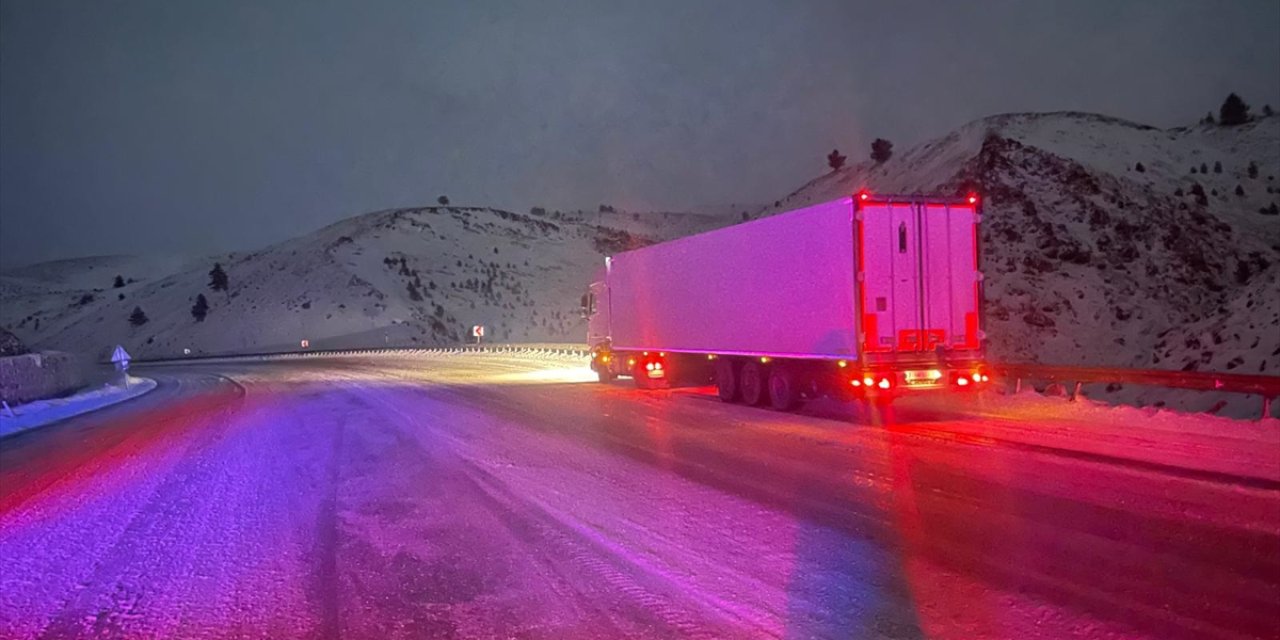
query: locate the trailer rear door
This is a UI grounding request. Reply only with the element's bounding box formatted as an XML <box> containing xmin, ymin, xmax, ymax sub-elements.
<box><xmin>857</xmin><ymin>198</ymin><xmax>981</xmax><ymax>356</ymax></box>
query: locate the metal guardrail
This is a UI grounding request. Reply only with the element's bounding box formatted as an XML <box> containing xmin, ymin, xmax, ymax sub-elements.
<box><xmin>992</xmin><ymin>363</ymin><xmax>1280</xmax><ymax>419</ymax></box>
<box><xmin>131</xmin><ymin>344</ymin><xmax>591</xmax><ymax>365</ymax></box>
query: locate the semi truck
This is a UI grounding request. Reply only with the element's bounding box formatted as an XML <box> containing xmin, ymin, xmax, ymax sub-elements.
<box><xmin>581</xmin><ymin>192</ymin><xmax>988</xmax><ymax>410</ymax></box>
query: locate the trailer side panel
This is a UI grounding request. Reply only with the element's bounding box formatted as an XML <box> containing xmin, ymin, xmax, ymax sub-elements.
<box><xmin>608</xmin><ymin>198</ymin><xmax>857</xmax><ymax>358</ymax></box>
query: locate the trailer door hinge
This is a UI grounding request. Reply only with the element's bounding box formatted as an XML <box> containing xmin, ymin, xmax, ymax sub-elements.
<box><xmin>857</xmin><ymin>271</ymin><xmax>866</xmax><ymax>282</ymax></box>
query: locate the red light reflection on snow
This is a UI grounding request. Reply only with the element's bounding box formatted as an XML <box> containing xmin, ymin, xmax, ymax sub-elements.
<box><xmin>0</xmin><ymin>392</ymin><xmax>239</xmax><ymax>528</ymax></box>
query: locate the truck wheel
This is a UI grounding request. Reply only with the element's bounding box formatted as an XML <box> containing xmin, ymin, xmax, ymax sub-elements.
<box><xmin>739</xmin><ymin>362</ymin><xmax>765</xmax><ymax>406</ymax></box>
<box><xmin>715</xmin><ymin>358</ymin><xmax>738</xmax><ymax>402</ymax></box>
<box><xmin>767</xmin><ymin>365</ymin><xmax>800</xmax><ymax>411</ymax></box>
<box><xmin>597</xmin><ymin>368</ymin><xmax>615</xmax><ymax>383</ymax></box>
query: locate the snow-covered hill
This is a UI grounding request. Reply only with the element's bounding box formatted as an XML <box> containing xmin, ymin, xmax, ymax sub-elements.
<box><xmin>761</xmin><ymin>111</ymin><xmax>1279</xmax><ymax>414</ymax></box>
<box><xmin>3</xmin><ymin>110</ymin><xmax>1276</xmax><ymax>415</ymax></box>
<box><xmin>1</xmin><ymin>207</ymin><xmax>727</xmax><ymax>359</ymax></box>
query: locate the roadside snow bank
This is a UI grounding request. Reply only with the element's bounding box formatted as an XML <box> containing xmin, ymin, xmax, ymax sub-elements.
<box><xmin>0</xmin><ymin>375</ymin><xmax>156</xmax><ymax>438</ymax></box>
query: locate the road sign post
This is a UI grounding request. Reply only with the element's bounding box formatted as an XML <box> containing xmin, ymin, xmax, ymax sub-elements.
<box><xmin>471</xmin><ymin>325</ymin><xmax>485</xmax><ymax>345</ymax></box>
<box><xmin>110</xmin><ymin>345</ymin><xmax>132</xmax><ymax>389</ymax></box>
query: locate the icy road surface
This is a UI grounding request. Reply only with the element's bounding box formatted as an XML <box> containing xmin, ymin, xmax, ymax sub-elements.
<box><xmin>0</xmin><ymin>352</ymin><xmax>1276</xmax><ymax>640</ymax></box>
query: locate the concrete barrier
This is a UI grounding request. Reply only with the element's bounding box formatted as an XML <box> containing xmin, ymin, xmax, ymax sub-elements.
<box><xmin>0</xmin><ymin>351</ymin><xmax>84</xmax><ymax>406</ymax></box>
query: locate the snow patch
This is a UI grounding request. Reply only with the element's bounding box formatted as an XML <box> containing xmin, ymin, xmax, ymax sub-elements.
<box><xmin>0</xmin><ymin>376</ymin><xmax>156</xmax><ymax>438</ymax></box>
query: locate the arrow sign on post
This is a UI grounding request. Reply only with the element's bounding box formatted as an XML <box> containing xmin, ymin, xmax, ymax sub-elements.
<box><xmin>111</xmin><ymin>345</ymin><xmax>131</xmax><ymax>370</ymax></box>
<box><xmin>111</xmin><ymin>345</ymin><xmax>132</xmax><ymax>388</ymax></box>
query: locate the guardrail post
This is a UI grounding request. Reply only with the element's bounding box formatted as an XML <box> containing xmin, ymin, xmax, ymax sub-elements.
<box><xmin>1014</xmin><ymin>377</ymin><xmax>1022</xmax><ymax>394</ymax></box>
<box><xmin>1264</xmin><ymin>396</ymin><xmax>1273</xmax><ymax>420</ymax></box>
<box><xmin>1069</xmin><ymin>381</ymin><xmax>1082</xmax><ymax>402</ymax></box>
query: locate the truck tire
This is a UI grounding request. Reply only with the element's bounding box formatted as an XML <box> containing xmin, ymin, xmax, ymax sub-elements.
<box><xmin>767</xmin><ymin>365</ymin><xmax>800</xmax><ymax>411</ymax></box>
<box><xmin>597</xmin><ymin>367</ymin><xmax>615</xmax><ymax>383</ymax></box>
<box><xmin>739</xmin><ymin>361</ymin><xmax>765</xmax><ymax>406</ymax></box>
<box><xmin>715</xmin><ymin>359</ymin><xmax>738</xmax><ymax>402</ymax></box>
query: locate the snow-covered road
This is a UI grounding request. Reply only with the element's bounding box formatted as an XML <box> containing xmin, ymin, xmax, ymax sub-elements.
<box><xmin>0</xmin><ymin>353</ymin><xmax>1276</xmax><ymax>639</ymax></box>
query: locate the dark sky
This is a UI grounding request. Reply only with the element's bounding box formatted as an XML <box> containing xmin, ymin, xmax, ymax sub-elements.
<box><xmin>2</xmin><ymin>0</ymin><xmax>1278</xmax><ymax>267</ymax></box>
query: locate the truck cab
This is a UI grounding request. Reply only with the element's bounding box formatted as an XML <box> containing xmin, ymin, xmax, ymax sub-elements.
<box><xmin>582</xmin><ymin>279</ymin><xmax>615</xmax><ymax>381</ymax></box>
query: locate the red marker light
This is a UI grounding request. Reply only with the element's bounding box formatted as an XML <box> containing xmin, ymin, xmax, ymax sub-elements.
<box><xmin>859</xmin><ymin>192</ymin><xmax>870</xmax><ymax>201</ymax></box>
<box><xmin>967</xmin><ymin>194</ymin><xmax>978</xmax><ymax>205</ymax></box>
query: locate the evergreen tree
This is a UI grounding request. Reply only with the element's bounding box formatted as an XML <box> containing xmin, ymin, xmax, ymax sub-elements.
<box><xmin>826</xmin><ymin>148</ymin><xmax>847</xmax><ymax>171</ymax></box>
<box><xmin>870</xmin><ymin>138</ymin><xmax>893</xmax><ymax>163</ymax></box>
<box><xmin>1189</xmin><ymin>183</ymin><xmax>1208</xmax><ymax>206</ymax></box>
<box><xmin>1134</xmin><ymin>162</ymin><xmax>1145</xmax><ymax>173</ymax></box>
<box><xmin>1248</xmin><ymin>161</ymin><xmax>1259</xmax><ymax>179</ymax></box>
<box><xmin>1235</xmin><ymin>184</ymin><xmax>1245</xmax><ymax>197</ymax></box>
<box><xmin>191</xmin><ymin>294</ymin><xmax>209</xmax><ymax>322</ymax></box>
<box><xmin>1202</xmin><ymin>111</ymin><xmax>1215</xmax><ymax>125</ymax></box>
<box><xmin>1200</xmin><ymin>162</ymin><xmax>1208</xmax><ymax>174</ymax></box>
<box><xmin>437</xmin><ymin>195</ymin><xmax>450</xmax><ymax>205</ymax></box>
<box><xmin>1213</xmin><ymin>161</ymin><xmax>1222</xmax><ymax>174</ymax></box>
<box><xmin>1219</xmin><ymin>93</ymin><xmax>1250</xmax><ymax>125</ymax></box>
<box><xmin>113</xmin><ymin>275</ymin><xmax>125</xmax><ymax>288</ymax></box>
<box><xmin>1264</xmin><ymin>105</ymin><xmax>1275</xmax><ymax>117</ymax></box>
<box><xmin>129</xmin><ymin>306</ymin><xmax>149</xmax><ymax>326</ymax></box>
<box><xmin>208</xmin><ymin>263</ymin><xmax>229</xmax><ymax>297</ymax></box>
<box><xmin>407</xmin><ymin>282</ymin><xmax>423</xmax><ymax>301</ymax></box>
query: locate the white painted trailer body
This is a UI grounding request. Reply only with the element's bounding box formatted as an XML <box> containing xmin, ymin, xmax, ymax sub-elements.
<box><xmin>606</xmin><ymin>198</ymin><xmax>860</xmax><ymax>357</ymax></box>
<box><xmin>590</xmin><ymin>195</ymin><xmax>984</xmax><ymax>364</ymax></box>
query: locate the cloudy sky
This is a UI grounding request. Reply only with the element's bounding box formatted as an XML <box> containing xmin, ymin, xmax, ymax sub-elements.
<box><xmin>2</xmin><ymin>0</ymin><xmax>1278</xmax><ymax>266</ymax></box>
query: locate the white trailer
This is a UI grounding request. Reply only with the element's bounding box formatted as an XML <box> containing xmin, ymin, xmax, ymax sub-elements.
<box><xmin>583</xmin><ymin>193</ymin><xmax>988</xmax><ymax>410</ymax></box>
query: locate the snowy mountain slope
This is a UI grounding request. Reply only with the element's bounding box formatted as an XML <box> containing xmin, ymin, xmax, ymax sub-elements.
<box><xmin>762</xmin><ymin>111</ymin><xmax>1279</xmax><ymax>414</ymax></box>
<box><xmin>3</xmin><ymin>110</ymin><xmax>1275</xmax><ymax>415</ymax></box>
<box><xmin>1</xmin><ymin>254</ymin><xmax>198</xmax><ymax>290</ymax></box>
<box><xmin>1</xmin><ymin>255</ymin><xmax>206</xmax><ymax>350</ymax></box>
<box><xmin>1</xmin><ymin>207</ymin><xmax>728</xmax><ymax>359</ymax></box>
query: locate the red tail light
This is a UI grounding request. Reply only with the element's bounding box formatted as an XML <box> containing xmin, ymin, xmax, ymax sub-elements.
<box><xmin>951</xmin><ymin>369</ymin><xmax>987</xmax><ymax>387</ymax></box>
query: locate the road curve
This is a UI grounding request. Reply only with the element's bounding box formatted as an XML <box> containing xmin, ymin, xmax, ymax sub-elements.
<box><xmin>1</xmin><ymin>353</ymin><xmax>1276</xmax><ymax>640</ymax></box>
